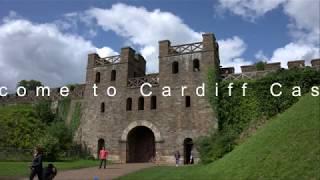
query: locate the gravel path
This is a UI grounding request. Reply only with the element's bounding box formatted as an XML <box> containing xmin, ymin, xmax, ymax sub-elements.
<box><xmin>53</xmin><ymin>163</ymin><xmax>155</xmax><ymax>180</ymax></box>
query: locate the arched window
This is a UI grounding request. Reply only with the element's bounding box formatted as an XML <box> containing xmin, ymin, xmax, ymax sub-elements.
<box><xmin>111</xmin><ymin>70</ymin><xmax>116</xmax><ymax>81</ymax></box>
<box><xmin>193</xmin><ymin>59</ymin><xmax>200</xmax><ymax>72</ymax></box>
<box><xmin>126</xmin><ymin>98</ymin><xmax>132</xmax><ymax>111</ymax></box>
<box><xmin>185</xmin><ymin>96</ymin><xmax>191</xmax><ymax>107</ymax></box>
<box><xmin>101</xmin><ymin>102</ymin><xmax>105</xmax><ymax>113</ymax></box>
<box><xmin>150</xmin><ymin>96</ymin><xmax>157</xmax><ymax>110</ymax></box>
<box><xmin>138</xmin><ymin>96</ymin><xmax>144</xmax><ymax>110</ymax></box>
<box><xmin>172</xmin><ymin>61</ymin><xmax>179</xmax><ymax>74</ymax></box>
<box><xmin>95</xmin><ymin>72</ymin><xmax>101</xmax><ymax>83</ymax></box>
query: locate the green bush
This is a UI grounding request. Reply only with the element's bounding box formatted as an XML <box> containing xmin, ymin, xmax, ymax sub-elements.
<box><xmin>0</xmin><ymin>105</ymin><xmax>45</xmax><ymax>149</ymax></box>
<box><xmin>40</xmin><ymin>121</ymin><xmax>73</xmax><ymax>161</ymax></box>
<box><xmin>38</xmin><ymin>133</ymin><xmax>60</xmax><ymax>160</ymax></box>
<box><xmin>0</xmin><ymin>98</ymin><xmax>80</xmax><ymax>161</ymax></box>
<box><xmin>199</xmin><ymin>68</ymin><xmax>320</xmax><ymax>163</ymax></box>
<box><xmin>34</xmin><ymin>100</ymin><xmax>55</xmax><ymax>124</ymax></box>
<box><xmin>255</xmin><ymin>61</ymin><xmax>266</xmax><ymax>71</ymax></box>
<box><xmin>198</xmin><ymin>128</ymin><xmax>237</xmax><ymax>164</ymax></box>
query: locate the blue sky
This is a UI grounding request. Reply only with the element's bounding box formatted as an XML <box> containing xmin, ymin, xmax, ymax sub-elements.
<box><xmin>0</xmin><ymin>0</ymin><xmax>319</xmax><ymax>90</ymax></box>
<box><xmin>0</xmin><ymin>0</ymin><xmax>290</xmax><ymax>59</ymax></box>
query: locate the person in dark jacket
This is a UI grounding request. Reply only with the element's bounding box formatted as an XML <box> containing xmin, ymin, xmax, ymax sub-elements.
<box><xmin>29</xmin><ymin>147</ymin><xmax>43</xmax><ymax>180</ymax></box>
<box><xmin>43</xmin><ymin>163</ymin><xmax>57</xmax><ymax>180</ymax></box>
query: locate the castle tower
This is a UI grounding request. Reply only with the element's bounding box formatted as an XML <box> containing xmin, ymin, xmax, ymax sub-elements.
<box><xmin>79</xmin><ymin>33</ymin><xmax>219</xmax><ymax>164</ymax></box>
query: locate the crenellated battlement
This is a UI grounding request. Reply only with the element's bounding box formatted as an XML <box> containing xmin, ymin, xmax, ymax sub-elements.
<box><xmin>159</xmin><ymin>33</ymin><xmax>219</xmax><ymax>60</ymax></box>
<box><xmin>221</xmin><ymin>58</ymin><xmax>320</xmax><ymax>80</ymax></box>
<box><xmin>86</xmin><ymin>33</ymin><xmax>219</xmax><ymax>89</ymax></box>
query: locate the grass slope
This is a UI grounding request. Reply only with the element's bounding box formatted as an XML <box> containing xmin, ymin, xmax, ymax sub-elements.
<box><xmin>118</xmin><ymin>95</ymin><xmax>320</xmax><ymax>180</ymax></box>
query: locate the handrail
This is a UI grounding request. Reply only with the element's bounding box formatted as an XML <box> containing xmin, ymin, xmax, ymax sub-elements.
<box><xmin>95</xmin><ymin>55</ymin><xmax>121</xmax><ymax>66</ymax></box>
<box><xmin>169</xmin><ymin>42</ymin><xmax>203</xmax><ymax>55</ymax></box>
<box><xmin>127</xmin><ymin>74</ymin><xmax>159</xmax><ymax>88</ymax></box>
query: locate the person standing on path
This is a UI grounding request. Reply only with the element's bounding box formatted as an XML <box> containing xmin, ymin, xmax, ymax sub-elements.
<box><xmin>29</xmin><ymin>147</ymin><xmax>43</xmax><ymax>180</ymax></box>
<box><xmin>190</xmin><ymin>152</ymin><xmax>194</xmax><ymax>164</ymax></box>
<box><xmin>174</xmin><ymin>151</ymin><xmax>180</xmax><ymax>167</ymax></box>
<box><xmin>99</xmin><ymin>147</ymin><xmax>108</xmax><ymax>169</ymax></box>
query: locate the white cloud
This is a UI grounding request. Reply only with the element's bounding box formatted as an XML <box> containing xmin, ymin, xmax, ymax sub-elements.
<box><xmin>218</xmin><ymin>0</ymin><xmax>320</xmax><ymax>68</ymax></box>
<box><xmin>218</xmin><ymin>36</ymin><xmax>246</xmax><ymax>61</ymax></box>
<box><xmin>85</xmin><ymin>3</ymin><xmax>202</xmax><ymax>72</ymax></box>
<box><xmin>85</xmin><ymin>3</ymin><xmax>252</xmax><ymax>73</ymax></box>
<box><xmin>54</xmin><ymin>11</ymin><xmax>98</xmax><ymax>38</ymax></box>
<box><xmin>255</xmin><ymin>50</ymin><xmax>268</xmax><ymax>61</ymax></box>
<box><xmin>269</xmin><ymin>43</ymin><xmax>320</xmax><ymax>67</ymax></box>
<box><xmin>283</xmin><ymin>0</ymin><xmax>320</xmax><ymax>44</ymax></box>
<box><xmin>216</xmin><ymin>0</ymin><xmax>286</xmax><ymax>20</ymax></box>
<box><xmin>217</xmin><ymin>0</ymin><xmax>319</xmax><ymax>42</ymax></box>
<box><xmin>0</xmin><ymin>6</ymin><xmax>251</xmax><ymax>91</ymax></box>
<box><xmin>218</xmin><ymin>36</ymin><xmax>251</xmax><ymax>72</ymax></box>
<box><xmin>0</xmin><ymin>16</ymin><xmax>115</xmax><ymax>91</ymax></box>
<box><xmin>96</xmin><ymin>47</ymin><xmax>118</xmax><ymax>58</ymax></box>
<box><xmin>270</xmin><ymin>0</ymin><xmax>320</xmax><ymax>67</ymax></box>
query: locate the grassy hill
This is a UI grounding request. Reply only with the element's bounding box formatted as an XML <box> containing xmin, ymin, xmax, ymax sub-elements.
<box><xmin>118</xmin><ymin>94</ymin><xmax>320</xmax><ymax>180</ymax></box>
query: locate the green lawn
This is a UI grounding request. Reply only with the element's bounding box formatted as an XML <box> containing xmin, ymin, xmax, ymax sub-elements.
<box><xmin>118</xmin><ymin>94</ymin><xmax>320</xmax><ymax>180</ymax></box>
<box><xmin>0</xmin><ymin>159</ymin><xmax>99</xmax><ymax>177</ymax></box>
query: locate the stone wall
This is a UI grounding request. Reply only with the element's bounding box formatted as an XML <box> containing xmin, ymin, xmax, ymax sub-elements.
<box><xmin>79</xmin><ymin>33</ymin><xmax>219</xmax><ymax>163</ymax></box>
<box><xmin>287</xmin><ymin>60</ymin><xmax>305</xmax><ymax>68</ymax></box>
<box><xmin>311</xmin><ymin>59</ymin><xmax>320</xmax><ymax>70</ymax></box>
<box><xmin>221</xmin><ymin>59</ymin><xmax>320</xmax><ymax>80</ymax></box>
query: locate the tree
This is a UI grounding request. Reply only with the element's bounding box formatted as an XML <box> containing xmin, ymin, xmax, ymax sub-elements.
<box><xmin>17</xmin><ymin>80</ymin><xmax>43</xmax><ymax>91</ymax></box>
<box><xmin>255</xmin><ymin>61</ymin><xmax>266</xmax><ymax>71</ymax></box>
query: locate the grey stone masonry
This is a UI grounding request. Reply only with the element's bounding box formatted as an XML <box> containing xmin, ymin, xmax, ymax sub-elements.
<box><xmin>78</xmin><ymin>33</ymin><xmax>219</xmax><ymax>164</ymax></box>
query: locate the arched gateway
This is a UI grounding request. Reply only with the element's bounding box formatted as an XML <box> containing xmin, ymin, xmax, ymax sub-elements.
<box><xmin>127</xmin><ymin>126</ymin><xmax>155</xmax><ymax>162</ymax></box>
<box><xmin>121</xmin><ymin>121</ymin><xmax>162</xmax><ymax>163</ymax></box>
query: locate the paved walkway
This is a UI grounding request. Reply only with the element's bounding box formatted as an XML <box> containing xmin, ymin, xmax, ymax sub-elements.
<box><xmin>54</xmin><ymin>163</ymin><xmax>155</xmax><ymax>180</ymax></box>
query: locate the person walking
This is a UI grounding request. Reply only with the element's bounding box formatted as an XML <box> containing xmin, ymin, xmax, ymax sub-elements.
<box><xmin>99</xmin><ymin>147</ymin><xmax>108</xmax><ymax>169</ymax></box>
<box><xmin>174</xmin><ymin>151</ymin><xmax>180</xmax><ymax>167</ymax></box>
<box><xmin>29</xmin><ymin>147</ymin><xmax>43</xmax><ymax>180</ymax></box>
<box><xmin>190</xmin><ymin>152</ymin><xmax>194</xmax><ymax>164</ymax></box>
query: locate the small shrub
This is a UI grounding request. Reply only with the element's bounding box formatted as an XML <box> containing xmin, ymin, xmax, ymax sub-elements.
<box><xmin>255</xmin><ymin>61</ymin><xmax>266</xmax><ymax>71</ymax></box>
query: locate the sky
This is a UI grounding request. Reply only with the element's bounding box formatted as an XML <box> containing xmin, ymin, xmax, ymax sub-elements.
<box><xmin>0</xmin><ymin>0</ymin><xmax>319</xmax><ymax>90</ymax></box>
